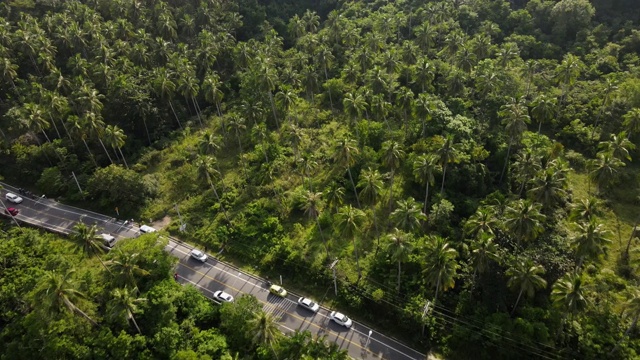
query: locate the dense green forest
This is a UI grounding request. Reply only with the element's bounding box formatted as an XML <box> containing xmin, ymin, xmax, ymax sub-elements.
<box><xmin>2</xmin><ymin>0</ymin><xmax>640</xmax><ymax>358</ymax></box>
<box><xmin>0</xmin><ymin>226</ymin><xmax>349</xmax><ymax>359</ymax></box>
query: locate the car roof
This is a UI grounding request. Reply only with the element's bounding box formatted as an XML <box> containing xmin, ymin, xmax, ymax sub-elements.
<box><xmin>191</xmin><ymin>249</ymin><xmax>203</xmax><ymax>255</ymax></box>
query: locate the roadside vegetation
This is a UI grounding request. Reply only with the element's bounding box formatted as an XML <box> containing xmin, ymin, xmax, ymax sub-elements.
<box><xmin>2</xmin><ymin>0</ymin><xmax>640</xmax><ymax>358</ymax></box>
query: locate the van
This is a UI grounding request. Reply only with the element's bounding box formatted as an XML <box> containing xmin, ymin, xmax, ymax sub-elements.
<box><xmin>139</xmin><ymin>225</ymin><xmax>157</xmax><ymax>234</ymax></box>
<box><xmin>100</xmin><ymin>233</ymin><xmax>116</xmax><ymax>248</ymax></box>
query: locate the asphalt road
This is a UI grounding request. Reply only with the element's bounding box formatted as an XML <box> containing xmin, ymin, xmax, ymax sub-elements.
<box><xmin>0</xmin><ymin>182</ymin><xmax>426</xmax><ymax>360</ymax></box>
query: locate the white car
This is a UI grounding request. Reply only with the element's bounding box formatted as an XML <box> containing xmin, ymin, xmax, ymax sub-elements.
<box><xmin>297</xmin><ymin>297</ymin><xmax>320</xmax><ymax>312</ymax></box>
<box><xmin>214</xmin><ymin>290</ymin><xmax>234</xmax><ymax>303</ymax></box>
<box><xmin>190</xmin><ymin>249</ymin><xmax>208</xmax><ymax>262</ymax></box>
<box><xmin>5</xmin><ymin>193</ymin><xmax>23</xmax><ymax>204</ymax></box>
<box><xmin>329</xmin><ymin>311</ymin><xmax>353</xmax><ymax>328</ymax></box>
<box><xmin>139</xmin><ymin>225</ymin><xmax>157</xmax><ymax>233</ymax></box>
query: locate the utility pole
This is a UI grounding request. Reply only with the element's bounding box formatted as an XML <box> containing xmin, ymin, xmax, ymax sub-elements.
<box><xmin>329</xmin><ymin>259</ymin><xmax>339</xmax><ymax>296</ymax></box>
<box><xmin>421</xmin><ymin>300</ymin><xmax>431</xmax><ymax>336</ymax></box>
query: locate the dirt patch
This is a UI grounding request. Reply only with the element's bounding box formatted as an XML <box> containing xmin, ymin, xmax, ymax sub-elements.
<box><xmin>150</xmin><ymin>215</ymin><xmax>172</xmax><ymax>230</ymax></box>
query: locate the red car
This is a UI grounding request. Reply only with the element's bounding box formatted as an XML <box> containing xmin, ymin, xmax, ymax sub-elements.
<box><xmin>4</xmin><ymin>207</ymin><xmax>19</xmax><ymax>216</ymax></box>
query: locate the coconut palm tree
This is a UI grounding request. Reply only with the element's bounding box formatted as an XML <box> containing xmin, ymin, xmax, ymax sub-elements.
<box><xmin>332</xmin><ymin>137</ymin><xmax>361</xmax><ymax>208</ymax></box>
<box><xmin>299</xmin><ymin>190</ymin><xmax>327</xmax><ymax>255</ymax></box>
<box><xmin>527</xmin><ymin>166</ymin><xmax>568</xmax><ymax>210</ymax></box>
<box><xmin>499</xmin><ymin>97</ymin><xmax>530</xmax><ymax>184</ymax></box>
<box><xmin>435</xmin><ymin>135</ymin><xmax>460</xmax><ymax>194</ymax></box>
<box><xmin>202</xmin><ymin>71</ymin><xmax>224</xmax><ymax>117</ymax></box>
<box><xmin>599</xmin><ymin>132</ymin><xmax>635</xmax><ymax>162</ymax></box>
<box><xmin>503</xmin><ymin>199</ymin><xmax>545</xmax><ymax>247</ymax></box>
<box><xmin>382</xmin><ymin>140</ymin><xmax>405</xmax><ymax>213</ymax></box>
<box><xmin>464</xmin><ymin>207</ymin><xmax>499</xmax><ymax>238</ymax></box>
<box><xmin>588</xmin><ymin>151</ymin><xmax>625</xmax><ymax>194</ymax></box>
<box><xmin>195</xmin><ymin>155</ymin><xmax>229</xmax><ymax>222</ymax></box>
<box><xmin>413</xmin><ymin>153</ymin><xmax>439</xmax><ymax>216</ymax></box>
<box><xmin>469</xmin><ymin>232</ymin><xmax>501</xmax><ymax>279</ymax></box>
<box><xmin>423</xmin><ymin>236</ymin><xmax>458</xmax><ymax>305</ymax></box>
<box><xmin>358</xmin><ymin>167</ymin><xmax>383</xmax><ymax>252</ymax></box>
<box><xmin>107</xmin><ymin>250</ymin><xmax>150</xmax><ymax>288</ymax></box>
<box><xmin>611</xmin><ymin>288</ymin><xmax>640</xmax><ymax>356</ymax></box>
<box><xmin>570</xmin><ymin>219</ymin><xmax>612</xmax><ymax>267</ymax></box>
<box><xmin>622</xmin><ymin>108</ymin><xmax>640</xmax><ymax>138</ymax></box>
<box><xmin>70</xmin><ymin>222</ymin><xmax>110</xmax><ymax>273</ymax></box>
<box><xmin>248</xmin><ymin>310</ymin><xmax>281</xmax><ymax>351</ymax></box>
<box><xmin>107</xmin><ymin>287</ymin><xmax>146</xmax><ymax>333</ymax></box>
<box><xmin>551</xmin><ymin>272</ymin><xmax>587</xmax><ymax>320</ymax></box>
<box><xmin>103</xmin><ymin>124</ymin><xmax>128</xmax><ymax>168</ymax></box>
<box><xmin>569</xmin><ymin>197</ymin><xmax>604</xmax><ymax>223</ymax></box>
<box><xmin>385</xmin><ymin>228</ymin><xmax>413</xmax><ymax>292</ymax></box>
<box><xmin>390</xmin><ymin>197</ymin><xmax>426</xmax><ymax>233</ymax></box>
<box><xmin>335</xmin><ymin>205</ymin><xmax>366</xmax><ymax>278</ymax></box>
<box><xmin>506</xmin><ymin>259</ymin><xmax>547</xmax><ymax>315</ymax></box>
<box><xmin>513</xmin><ymin>149</ymin><xmax>541</xmax><ymax>196</ymax></box>
<box><xmin>530</xmin><ymin>94</ymin><xmax>556</xmax><ymax>133</ymax></box>
<box><xmin>33</xmin><ymin>268</ymin><xmax>97</xmax><ymax>325</ymax></box>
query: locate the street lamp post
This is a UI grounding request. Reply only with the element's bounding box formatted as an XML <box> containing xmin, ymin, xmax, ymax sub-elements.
<box><xmin>366</xmin><ymin>329</ymin><xmax>373</xmax><ymax>346</ymax></box>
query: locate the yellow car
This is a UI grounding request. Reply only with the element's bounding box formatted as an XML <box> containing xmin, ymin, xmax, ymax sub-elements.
<box><xmin>269</xmin><ymin>284</ymin><xmax>287</xmax><ymax>297</ymax></box>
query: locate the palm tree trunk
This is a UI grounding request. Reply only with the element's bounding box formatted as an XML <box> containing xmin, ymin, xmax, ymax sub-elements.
<box><xmin>347</xmin><ymin>168</ymin><xmax>361</xmax><ymax>208</ymax></box>
<box><xmin>168</xmin><ymin>100</ymin><xmax>183</xmax><ymax>130</ymax></box>
<box><xmin>191</xmin><ymin>96</ymin><xmax>203</xmax><ymax>126</ymax></box>
<box><xmin>118</xmin><ymin>147</ymin><xmax>129</xmax><ymax>169</ymax></box>
<box><xmin>82</xmin><ymin>138</ymin><xmax>98</xmax><ymax>167</ymax></box>
<box><xmin>434</xmin><ymin>274</ymin><xmax>441</xmax><ymax>305</ymax></box>
<box><xmin>316</xmin><ymin>217</ymin><xmax>328</xmax><ymax>257</ymax></box>
<box><xmin>397</xmin><ymin>260</ymin><xmax>401</xmax><ymax>292</ymax></box>
<box><xmin>98</xmin><ymin>138</ymin><xmax>114</xmax><ymax>164</ymax></box>
<box><xmin>268</xmin><ymin>92</ymin><xmax>279</xmax><ymax>130</ymax></box>
<box><xmin>499</xmin><ymin>142</ymin><xmax>512</xmax><ymax>185</ymax></box>
<box><xmin>610</xmin><ymin>315</ymin><xmax>639</xmax><ymax>356</ymax></box>
<box><xmin>440</xmin><ymin>163</ymin><xmax>448</xmax><ymax>194</ymax></box>
<box><xmin>141</xmin><ymin>116</ymin><xmax>152</xmax><ymax>145</ymax></box>
<box><xmin>511</xmin><ymin>288</ymin><xmax>524</xmax><ymax>316</ymax></box>
<box><xmin>424</xmin><ymin>181</ymin><xmax>430</xmax><ymax>215</ymax></box>
<box><xmin>387</xmin><ymin>172</ymin><xmax>395</xmax><ymax>215</ymax></box>
<box><xmin>353</xmin><ymin>237</ymin><xmax>360</xmax><ymax>280</ymax></box>
<box><xmin>131</xmin><ymin>314</ymin><xmax>142</xmax><ymax>334</ymax></box>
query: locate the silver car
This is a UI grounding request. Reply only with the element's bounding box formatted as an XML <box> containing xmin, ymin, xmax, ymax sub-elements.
<box><xmin>5</xmin><ymin>193</ymin><xmax>23</xmax><ymax>204</ymax></box>
<box><xmin>190</xmin><ymin>249</ymin><xmax>208</xmax><ymax>262</ymax></box>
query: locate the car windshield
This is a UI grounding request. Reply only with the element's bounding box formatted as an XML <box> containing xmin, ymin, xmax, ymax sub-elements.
<box><xmin>304</xmin><ymin>299</ymin><xmax>314</xmax><ymax>306</ymax></box>
<box><xmin>222</xmin><ymin>294</ymin><xmax>231</xmax><ymax>300</ymax></box>
<box><xmin>336</xmin><ymin>313</ymin><xmax>347</xmax><ymax>321</ymax></box>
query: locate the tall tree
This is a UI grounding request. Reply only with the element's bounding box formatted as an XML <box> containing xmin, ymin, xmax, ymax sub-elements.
<box><xmin>103</xmin><ymin>124</ymin><xmax>128</xmax><ymax>168</ymax></box>
<box><xmin>335</xmin><ymin>205</ymin><xmax>366</xmax><ymax>278</ymax></box>
<box><xmin>382</xmin><ymin>140</ymin><xmax>405</xmax><ymax>213</ymax></box>
<box><xmin>385</xmin><ymin>228</ymin><xmax>413</xmax><ymax>292</ymax></box>
<box><xmin>33</xmin><ymin>269</ymin><xmax>97</xmax><ymax>326</ymax></box>
<box><xmin>299</xmin><ymin>190</ymin><xmax>327</xmax><ymax>255</ymax></box>
<box><xmin>107</xmin><ymin>250</ymin><xmax>150</xmax><ymax>288</ymax></box>
<box><xmin>332</xmin><ymin>137</ymin><xmax>361</xmax><ymax>208</ymax></box>
<box><xmin>107</xmin><ymin>287</ymin><xmax>146</xmax><ymax>334</ymax></box>
<box><xmin>469</xmin><ymin>233</ymin><xmax>501</xmax><ymax>279</ymax></box>
<box><xmin>70</xmin><ymin>222</ymin><xmax>110</xmax><ymax>273</ymax></box>
<box><xmin>499</xmin><ymin>97</ymin><xmax>530</xmax><ymax>184</ymax></box>
<box><xmin>506</xmin><ymin>259</ymin><xmax>547</xmax><ymax>315</ymax></box>
<box><xmin>435</xmin><ymin>135</ymin><xmax>459</xmax><ymax>194</ymax></box>
<box><xmin>423</xmin><ymin>236</ymin><xmax>458</xmax><ymax>305</ymax></box>
<box><xmin>530</xmin><ymin>94</ymin><xmax>556</xmax><ymax>133</ymax></box>
<box><xmin>570</xmin><ymin>219</ymin><xmax>612</xmax><ymax>267</ymax></box>
<box><xmin>588</xmin><ymin>151</ymin><xmax>625</xmax><ymax>193</ymax></box>
<box><xmin>503</xmin><ymin>199</ymin><xmax>545</xmax><ymax>248</ymax></box>
<box><xmin>413</xmin><ymin>153</ymin><xmax>439</xmax><ymax>216</ymax></box>
<box><xmin>551</xmin><ymin>272</ymin><xmax>587</xmax><ymax>320</ymax></box>
<box><xmin>464</xmin><ymin>207</ymin><xmax>499</xmax><ymax>238</ymax></box>
<box><xmin>358</xmin><ymin>167</ymin><xmax>383</xmax><ymax>252</ymax></box>
<box><xmin>390</xmin><ymin>197</ymin><xmax>427</xmax><ymax>233</ymax></box>
<box><xmin>599</xmin><ymin>132</ymin><xmax>635</xmax><ymax>162</ymax></box>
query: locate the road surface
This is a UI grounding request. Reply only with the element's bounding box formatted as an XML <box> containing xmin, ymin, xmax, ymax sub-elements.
<box><xmin>0</xmin><ymin>182</ymin><xmax>426</xmax><ymax>360</ymax></box>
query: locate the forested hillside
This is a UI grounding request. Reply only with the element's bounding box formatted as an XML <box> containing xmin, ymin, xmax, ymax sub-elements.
<box><xmin>2</xmin><ymin>0</ymin><xmax>640</xmax><ymax>359</ymax></box>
